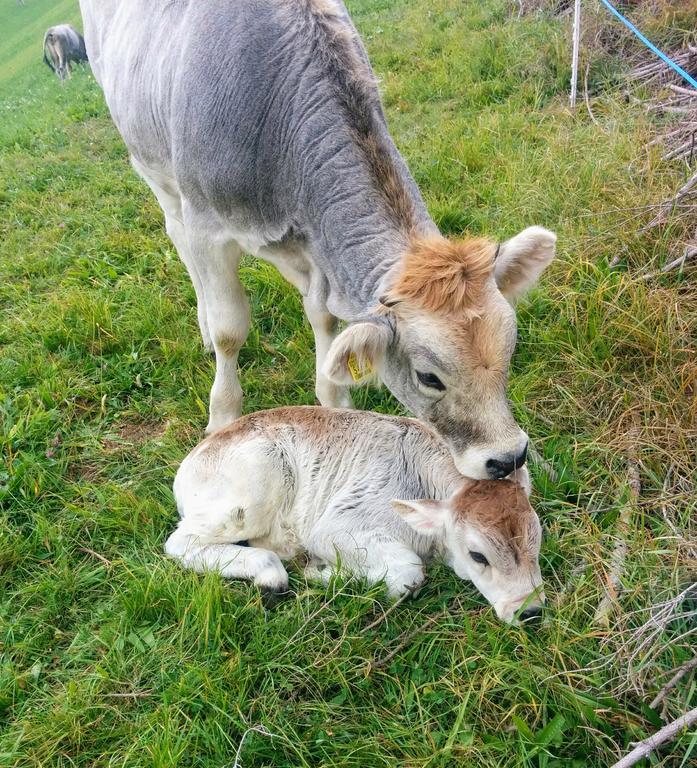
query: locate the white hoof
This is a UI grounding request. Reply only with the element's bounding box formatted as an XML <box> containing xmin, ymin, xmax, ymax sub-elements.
<box><xmin>254</xmin><ymin>554</ymin><xmax>289</xmax><ymax>592</ymax></box>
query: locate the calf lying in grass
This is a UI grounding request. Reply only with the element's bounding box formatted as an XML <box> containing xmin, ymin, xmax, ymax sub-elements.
<box><xmin>167</xmin><ymin>407</ymin><xmax>545</xmax><ymax>623</ymax></box>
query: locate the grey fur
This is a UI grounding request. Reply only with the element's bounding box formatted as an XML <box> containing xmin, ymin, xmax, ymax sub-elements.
<box><xmin>78</xmin><ymin>0</ymin><xmax>555</xmax><ymax>476</ymax></box>
<box><xmin>43</xmin><ymin>24</ymin><xmax>87</xmax><ymax>81</ymax></box>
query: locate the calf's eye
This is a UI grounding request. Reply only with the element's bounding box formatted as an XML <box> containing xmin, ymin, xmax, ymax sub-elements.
<box><xmin>416</xmin><ymin>371</ymin><xmax>445</xmax><ymax>391</ymax></box>
<box><xmin>469</xmin><ymin>551</ymin><xmax>489</xmax><ymax>566</ymax></box>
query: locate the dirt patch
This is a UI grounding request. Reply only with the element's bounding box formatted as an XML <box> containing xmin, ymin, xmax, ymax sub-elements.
<box><xmin>101</xmin><ymin>417</ymin><xmax>168</xmax><ymax>452</ymax></box>
<box><xmin>66</xmin><ymin>417</ymin><xmax>169</xmax><ymax>482</ymax></box>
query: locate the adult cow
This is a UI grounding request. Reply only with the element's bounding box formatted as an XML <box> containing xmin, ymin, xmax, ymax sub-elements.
<box><xmin>43</xmin><ymin>24</ymin><xmax>88</xmax><ymax>81</ymax></box>
<box><xmin>78</xmin><ymin>0</ymin><xmax>556</xmax><ymax>480</ymax></box>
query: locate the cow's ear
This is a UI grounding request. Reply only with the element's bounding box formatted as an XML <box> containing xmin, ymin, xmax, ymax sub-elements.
<box><xmin>391</xmin><ymin>499</ymin><xmax>449</xmax><ymax>537</ymax></box>
<box><xmin>494</xmin><ymin>226</ymin><xmax>556</xmax><ymax>302</ymax></box>
<box><xmin>323</xmin><ymin>322</ymin><xmax>391</xmax><ymax>386</ymax></box>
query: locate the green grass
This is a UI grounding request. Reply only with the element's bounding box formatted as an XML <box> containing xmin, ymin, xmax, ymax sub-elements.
<box><xmin>1</xmin><ymin>0</ymin><xmax>695</xmax><ymax>765</ymax></box>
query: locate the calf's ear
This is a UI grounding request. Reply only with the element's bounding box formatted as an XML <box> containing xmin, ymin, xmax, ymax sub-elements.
<box><xmin>391</xmin><ymin>499</ymin><xmax>449</xmax><ymax>537</ymax></box>
<box><xmin>494</xmin><ymin>226</ymin><xmax>556</xmax><ymax>302</ymax></box>
<box><xmin>323</xmin><ymin>322</ymin><xmax>391</xmax><ymax>386</ymax></box>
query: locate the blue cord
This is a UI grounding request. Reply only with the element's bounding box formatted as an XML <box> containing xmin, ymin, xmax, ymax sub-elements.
<box><xmin>598</xmin><ymin>0</ymin><xmax>697</xmax><ymax>90</ymax></box>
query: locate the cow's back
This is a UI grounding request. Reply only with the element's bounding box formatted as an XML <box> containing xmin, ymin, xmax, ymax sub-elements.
<box><xmin>79</xmin><ymin>0</ymin><xmax>191</xmax><ymax>171</ymax></box>
<box><xmin>78</xmin><ymin>1</ymin><xmax>426</xmax><ymax>237</ymax></box>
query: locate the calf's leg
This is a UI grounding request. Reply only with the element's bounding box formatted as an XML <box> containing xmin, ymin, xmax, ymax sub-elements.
<box><xmin>165</xmin><ymin>525</ymin><xmax>288</xmax><ymax>592</ymax></box>
<box><xmin>305</xmin><ymin>520</ymin><xmax>425</xmax><ymax>599</ymax></box>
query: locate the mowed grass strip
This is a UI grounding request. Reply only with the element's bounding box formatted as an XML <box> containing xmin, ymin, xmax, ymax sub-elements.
<box><xmin>0</xmin><ymin>0</ymin><xmax>695</xmax><ymax>766</ymax></box>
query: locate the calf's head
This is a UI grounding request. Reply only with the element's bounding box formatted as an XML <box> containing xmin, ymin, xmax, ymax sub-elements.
<box><xmin>323</xmin><ymin>226</ymin><xmax>556</xmax><ymax>479</ymax></box>
<box><xmin>393</xmin><ymin>479</ymin><xmax>545</xmax><ymax>624</ymax></box>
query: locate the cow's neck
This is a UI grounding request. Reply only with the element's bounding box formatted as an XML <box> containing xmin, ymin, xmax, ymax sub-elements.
<box><xmin>301</xmin><ymin>127</ymin><xmax>438</xmax><ymax>322</ymax></box>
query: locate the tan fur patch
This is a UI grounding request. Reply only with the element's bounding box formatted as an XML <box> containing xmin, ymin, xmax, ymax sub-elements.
<box><xmin>203</xmin><ymin>405</ymin><xmax>414</xmax><ymax>448</ymax></box>
<box><xmin>384</xmin><ymin>237</ymin><xmax>496</xmax><ymax>316</ymax></box>
<box><xmin>453</xmin><ymin>480</ymin><xmax>536</xmax><ymax>557</ymax></box>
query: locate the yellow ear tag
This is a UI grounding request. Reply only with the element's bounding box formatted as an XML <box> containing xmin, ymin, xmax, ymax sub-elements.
<box><xmin>348</xmin><ymin>352</ymin><xmax>373</xmax><ymax>382</ymax></box>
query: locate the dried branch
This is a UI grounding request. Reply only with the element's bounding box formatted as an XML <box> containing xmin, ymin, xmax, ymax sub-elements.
<box><xmin>609</xmin><ymin>707</ymin><xmax>697</xmax><ymax>768</ymax></box>
<box><xmin>642</xmin><ymin>232</ymin><xmax>697</xmax><ymax>279</ymax></box>
<box><xmin>583</xmin><ymin>59</ymin><xmax>601</xmax><ymax>128</ymax></box>
<box><xmin>657</xmin><ymin>464</ymin><xmax>697</xmax><ymax>561</ymax></box>
<box><xmin>79</xmin><ymin>546</ymin><xmax>112</xmax><ymax>568</ymax></box>
<box><xmin>364</xmin><ymin>585</ymin><xmax>418</xmax><ymax>631</ymax></box>
<box><xmin>104</xmin><ymin>690</ymin><xmax>152</xmax><ymax>698</ymax></box>
<box><xmin>369</xmin><ymin>614</ymin><xmax>440</xmax><ymax>671</ymax></box>
<box><xmin>650</xmin><ymin>656</ymin><xmax>697</xmax><ymax>711</ymax></box>
<box><xmin>642</xmin><ymin>171</ymin><xmax>697</xmax><ymax>231</ymax></box>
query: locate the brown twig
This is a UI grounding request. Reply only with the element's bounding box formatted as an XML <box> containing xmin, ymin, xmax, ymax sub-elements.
<box><xmin>609</xmin><ymin>707</ymin><xmax>697</xmax><ymax>768</ymax></box>
<box><xmin>368</xmin><ymin>614</ymin><xmax>440</xmax><ymax>671</ymax></box>
<box><xmin>657</xmin><ymin>464</ymin><xmax>697</xmax><ymax>561</ymax></box>
<box><xmin>78</xmin><ymin>546</ymin><xmax>112</xmax><ymax>568</ymax></box>
<box><xmin>650</xmin><ymin>656</ymin><xmax>697</xmax><ymax>711</ymax></box>
<box><xmin>583</xmin><ymin>60</ymin><xmax>601</xmax><ymax>128</ymax></box>
<box><xmin>364</xmin><ymin>585</ymin><xmax>418</xmax><ymax>631</ymax></box>
<box><xmin>104</xmin><ymin>690</ymin><xmax>152</xmax><ymax>698</ymax></box>
<box><xmin>642</xmin><ymin>171</ymin><xmax>697</xmax><ymax>231</ymax></box>
<box><xmin>641</xmin><ymin>236</ymin><xmax>697</xmax><ymax>280</ymax></box>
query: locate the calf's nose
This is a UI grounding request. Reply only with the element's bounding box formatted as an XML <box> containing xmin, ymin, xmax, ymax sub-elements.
<box><xmin>485</xmin><ymin>442</ymin><xmax>528</xmax><ymax>479</ymax></box>
<box><xmin>518</xmin><ymin>605</ymin><xmax>543</xmax><ymax>624</ymax></box>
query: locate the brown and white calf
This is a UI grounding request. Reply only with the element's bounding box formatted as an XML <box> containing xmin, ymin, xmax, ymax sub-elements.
<box><xmin>79</xmin><ymin>0</ymin><xmax>556</xmax><ymax>479</ymax></box>
<box><xmin>166</xmin><ymin>407</ymin><xmax>545</xmax><ymax>624</ymax></box>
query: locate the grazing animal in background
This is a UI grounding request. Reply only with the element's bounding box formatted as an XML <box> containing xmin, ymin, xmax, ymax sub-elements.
<box><xmin>166</xmin><ymin>407</ymin><xmax>545</xmax><ymax>624</ymax></box>
<box><xmin>78</xmin><ymin>0</ymin><xmax>557</xmax><ymax>478</ymax></box>
<box><xmin>43</xmin><ymin>24</ymin><xmax>88</xmax><ymax>82</ymax></box>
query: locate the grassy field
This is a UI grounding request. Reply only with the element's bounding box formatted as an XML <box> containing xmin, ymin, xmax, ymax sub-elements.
<box><xmin>1</xmin><ymin>0</ymin><xmax>695</xmax><ymax>766</ymax></box>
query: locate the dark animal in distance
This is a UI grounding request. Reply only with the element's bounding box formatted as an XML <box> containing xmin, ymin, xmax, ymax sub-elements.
<box><xmin>43</xmin><ymin>24</ymin><xmax>88</xmax><ymax>82</ymax></box>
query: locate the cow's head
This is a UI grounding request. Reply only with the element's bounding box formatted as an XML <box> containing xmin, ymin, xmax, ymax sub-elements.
<box><xmin>393</xmin><ymin>478</ymin><xmax>545</xmax><ymax>624</ymax></box>
<box><xmin>323</xmin><ymin>226</ymin><xmax>556</xmax><ymax>479</ymax></box>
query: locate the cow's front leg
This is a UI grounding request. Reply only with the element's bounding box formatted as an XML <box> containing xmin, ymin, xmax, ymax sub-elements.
<box><xmin>303</xmin><ymin>297</ymin><xmax>353</xmax><ymax>409</ymax></box>
<box><xmin>305</xmin><ymin>518</ymin><xmax>424</xmax><ymax>599</ymax></box>
<box><xmin>183</xmin><ymin>207</ymin><xmax>250</xmax><ymax>433</ymax></box>
<box><xmin>130</xmin><ymin>158</ymin><xmax>213</xmax><ymax>353</ymax></box>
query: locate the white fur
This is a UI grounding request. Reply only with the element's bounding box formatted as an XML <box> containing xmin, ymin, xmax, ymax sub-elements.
<box><xmin>166</xmin><ymin>409</ymin><xmax>545</xmax><ymax>622</ymax></box>
<box><xmin>495</xmin><ymin>226</ymin><xmax>557</xmax><ymax>302</ymax></box>
<box><xmin>455</xmin><ymin>439</ymin><xmax>530</xmax><ymax>481</ymax></box>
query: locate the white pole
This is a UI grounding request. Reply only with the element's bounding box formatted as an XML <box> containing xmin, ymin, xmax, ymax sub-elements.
<box><xmin>570</xmin><ymin>0</ymin><xmax>582</xmax><ymax>109</ymax></box>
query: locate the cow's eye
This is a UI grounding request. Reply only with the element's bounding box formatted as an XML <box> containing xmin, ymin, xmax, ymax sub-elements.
<box><xmin>469</xmin><ymin>551</ymin><xmax>489</xmax><ymax>566</ymax></box>
<box><xmin>416</xmin><ymin>371</ymin><xmax>445</xmax><ymax>391</ymax></box>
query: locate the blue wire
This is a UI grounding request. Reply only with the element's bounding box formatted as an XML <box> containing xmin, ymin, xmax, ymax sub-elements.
<box><xmin>598</xmin><ymin>0</ymin><xmax>697</xmax><ymax>90</ymax></box>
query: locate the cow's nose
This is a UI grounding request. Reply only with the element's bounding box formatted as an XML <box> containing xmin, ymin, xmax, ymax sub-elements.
<box><xmin>485</xmin><ymin>443</ymin><xmax>528</xmax><ymax>479</ymax></box>
<box><xmin>519</xmin><ymin>606</ymin><xmax>543</xmax><ymax>624</ymax></box>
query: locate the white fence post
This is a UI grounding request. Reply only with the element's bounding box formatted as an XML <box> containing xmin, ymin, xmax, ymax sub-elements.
<box><xmin>570</xmin><ymin>0</ymin><xmax>582</xmax><ymax>109</ymax></box>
